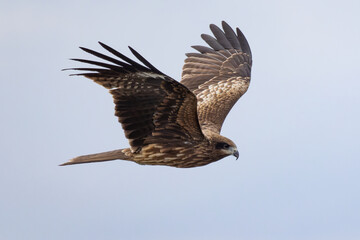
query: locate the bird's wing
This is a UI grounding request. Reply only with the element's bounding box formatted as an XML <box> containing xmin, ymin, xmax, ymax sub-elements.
<box><xmin>66</xmin><ymin>42</ymin><xmax>205</xmax><ymax>152</ymax></box>
<box><xmin>181</xmin><ymin>21</ymin><xmax>252</xmax><ymax>133</ymax></box>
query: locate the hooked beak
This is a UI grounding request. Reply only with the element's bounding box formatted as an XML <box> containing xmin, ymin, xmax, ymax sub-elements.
<box><xmin>233</xmin><ymin>149</ymin><xmax>239</xmax><ymax>160</ymax></box>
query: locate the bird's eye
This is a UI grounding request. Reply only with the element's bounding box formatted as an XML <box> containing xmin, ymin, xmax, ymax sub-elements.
<box><xmin>216</xmin><ymin>142</ymin><xmax>230</xmax><ymax>149</ymax></box>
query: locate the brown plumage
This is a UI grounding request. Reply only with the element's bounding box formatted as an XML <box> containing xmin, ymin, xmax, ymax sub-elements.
<box><xmin>61</xmin><ymin>21</ymin><xmax>252</xmax><ymax>168</ymax></box>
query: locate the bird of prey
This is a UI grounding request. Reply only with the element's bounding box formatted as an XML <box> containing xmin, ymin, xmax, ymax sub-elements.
<box><xmin>61</xmin><ymin>21</ymin><xmax>252</xmax><ymax>168</ymax></box>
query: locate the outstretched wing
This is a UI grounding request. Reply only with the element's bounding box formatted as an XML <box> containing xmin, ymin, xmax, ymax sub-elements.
<box><xmin>181</xmin><ymin>21</ymin><xmax>252</xmax><ymax>133</ymax></box>
<box><xmin>67</xmin><ymin>42</ymin><xmax>205</xmax><ymax>152</ymax></box>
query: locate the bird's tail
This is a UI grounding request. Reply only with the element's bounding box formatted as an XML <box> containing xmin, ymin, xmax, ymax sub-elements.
<box><xmin>60</xmin><ymin>149</ymin><xmax>131</xmax><ymax>166</ymax></box>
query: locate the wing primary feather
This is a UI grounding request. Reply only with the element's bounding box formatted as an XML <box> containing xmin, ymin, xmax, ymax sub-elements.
<box><xmin>63</xmin><ymin>67</ymin><xmax>118</xmax><ymax>75</ymax></box>
<box><xmin>209</xmin><ymin>24</ymin><xmax>233</xmax><ymax>49</ymax></box>
<box><xmin>221</xmin><ymin>21</ymin><xmax>242</xmax><ymax>50</ymax></box>
<box><xmin>191</xmin><ymin>45</ymin><xmax>227</xmax><ymax>61</ymax></box>
<box><xmin>63</xmin><ymin>67</ymin><xmax>108</xmax><ymax>71</ymax></box>
<box><xmin>69</xmin><ymin>73</ymin><xmax>111</xmax><ymax>77</ymax></box>
<box><xmin>201</xmin><ymin>34</ymin><xmax>225</xmax><ymax>51</ymax></box>
<box><xmin>70</xmin><ymin>58</ymin><xmax>128</xmax><ymax>73</ymax></box>
<box><xmin>236</xmin><ymin>28</ymin><xmax>252</xmax><ymax>56</ymax></box>
<box><xmin>79</xmin><ymin>47</ymin><xmax>136</xmax><ymax>71</ymax></box>
<box><xmin>191</xmin><ymin>45</ymin><xmax>217</xmax><ymax>54</ymax></box>
<box><xmin>128</xmin><ymin>46</ymin><xmax>163</xmax><ymax>75</ymax></box>
<box><xmin>98</xmin><ymin>42</ymin><xmax>150</xmax><ymax>72</ymax></box>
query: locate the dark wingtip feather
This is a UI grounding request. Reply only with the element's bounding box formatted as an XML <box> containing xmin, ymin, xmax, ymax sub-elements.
<box><xmin>191</xmin><ymin>45</ymin><xmax>217</xmax><ymax>54</ymax></box>
<box><xmin>128</xmin><ymin>46</ymin><xmax>163</xmax><ymax>74</ymax></box>
<box><xmin>221</xmin><ymin>21</ymin><xmax>242</xmax><ymax>50</ymax></box>
<box><xmin>236</xmin><ymin>28</ymin><xmax>252</xmax><ymax>56</ymax></box>
<box><xmin>98</xmin><ymin>42</ymin><xmax>153</xmax><ymax>72</ymax></box>
<box><xmin>66</xmin><ymin>42</ymin><xmax>167</xmax><ymax>78</ymax></box>
<box><xmin>201</xmin><ymin>34</ymin><xmax>225</xmax><ymax>51</ymax></box>
<box><xmin>69</xmin><ymin>73</ymin><xmax>85</xmax><ymax>76</ymax></box>
<box><xmin>209</xmin><ymin>23</ymin><xmax>233</xmax><ymax>49</ymax></box>
<box><xmin>79</xmin><ymin>46</ymin><xmax>136</xmax><ymax>71</ymax></box>
<box><xmin>70</xmin><ymin>58</ymin><xmax>127</xmax><ymax>73</ymax></box>
<box><xmin>98</xmin><ymin>42</ymin><xmax>132</xmax><ymax>63</ymax></box>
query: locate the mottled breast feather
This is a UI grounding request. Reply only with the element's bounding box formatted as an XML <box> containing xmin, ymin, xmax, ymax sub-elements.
<box><xmin>68</xmin><ymin>42</ymin><xmax>205</xmax><ymax>152</ymax></box>
<box><xmin>181</xmin><ymin>21</ymin><xmax>252</xmax><ymax>133</ymax></box>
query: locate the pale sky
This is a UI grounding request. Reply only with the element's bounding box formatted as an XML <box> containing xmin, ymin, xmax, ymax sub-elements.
<box><xmin>1</xmin><ymin>0</ymin><xmax>359</xmax><ymax>239</ymax></box>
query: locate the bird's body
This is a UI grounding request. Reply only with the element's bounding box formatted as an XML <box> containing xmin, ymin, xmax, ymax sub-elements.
<box><xmin>62</xmin><ymin>21</ymin><xmax>252</xmax><ymax>168</ymax></box>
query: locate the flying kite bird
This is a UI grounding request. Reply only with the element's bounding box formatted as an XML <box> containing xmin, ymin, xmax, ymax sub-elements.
<box><xmin>61</xmin><ymin>21</ymin><xmax>252</xmax><ymax>168</ymax></box>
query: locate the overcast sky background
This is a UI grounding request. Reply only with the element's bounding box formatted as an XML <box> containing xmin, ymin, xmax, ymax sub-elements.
<box><xmin>1</xmin><ymin>0</ymin><xmax>359</xmax><ymax>239</ymax></box>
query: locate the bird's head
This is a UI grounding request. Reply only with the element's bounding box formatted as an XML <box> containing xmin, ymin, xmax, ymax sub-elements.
<box><xmin>211</xmin><ymin>135</ymin><xmax>239</xmax><ymax>160</ymax></box>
